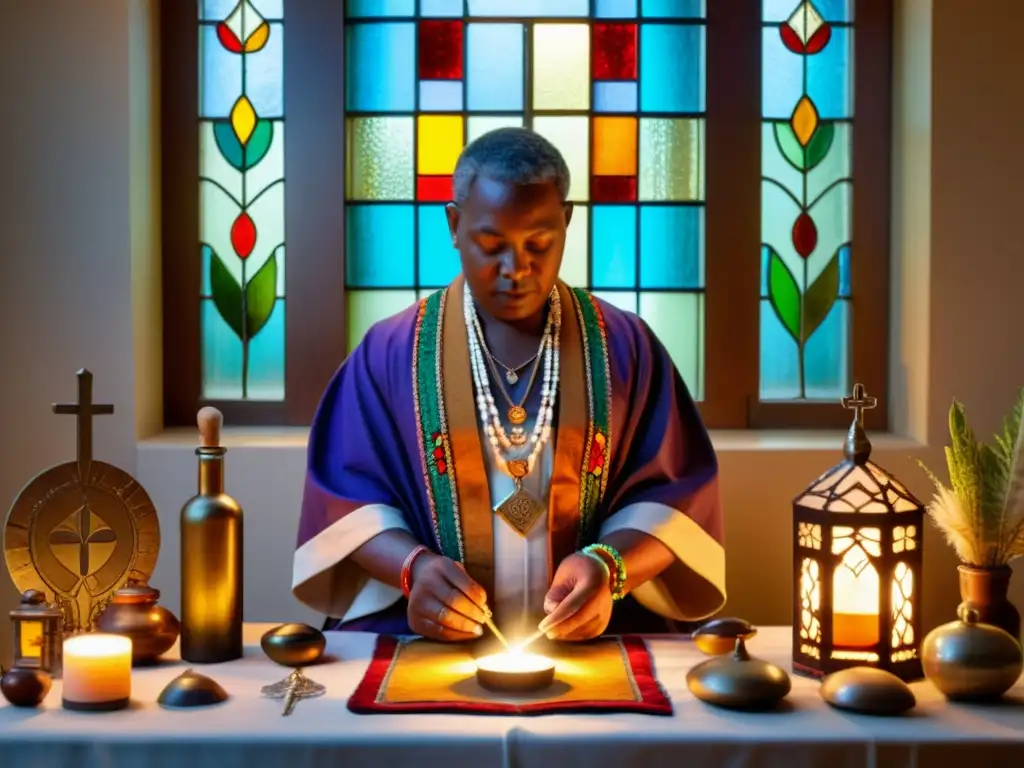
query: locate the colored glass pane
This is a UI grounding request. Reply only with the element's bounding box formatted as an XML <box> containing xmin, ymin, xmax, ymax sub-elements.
<box><xmin>533</xmin><ymin>24</ymin><xmax>591</xmax><ymax>111</ymax></box>
<box><xmin>346</xmin><ymin>205</ymin><xmax>415</xmax><ymax>286</ymax></box>
<box><xmin>202</xmin><ymin>0</ymin><xmax>283</xmax><ymax>21</ymax></box>
<box><xmin>591</xmin><ymin>206</ymin><xmax>637</xmax><ymax>288</ymax></box>
<box><xmin>641</xmin><ymin>0</ymin><xmax>705</xmax><ymax>17</ymax></box>
<box><xmin>418</xmin><ymin>206</ymin><xmax>461</xmax><ymax>287</ymax></box>
<box><xmin>560</xmin><ymin>206</ymin><xmax>590</xmax><ymax>287</ymax></box>
<box><xmin>467</xmin><ymin>0</ymin><xmax>589</xmax><ymax>16</ymax></box>
<box><xmin>417</xmin><ymin>115</ymin><xmax>464</xmax><ymax>175</ymax></box>
<box><xmin>763</xmin><ymin>0</ymin><xmax>852</xmax><ymax>22</ymax></box>
<box><xmin>346</xmin><ymin>117</ymin><xmax>414</xmax><ymax>200</ymax></box>
<box><xmin>466</xmin><ymin>24</ymin><xmax>524</xmax><ymax>111</ymax></box>
<box><xmin>348</xmin><ymin>290</ymin><xmax>419</xmax><ymax>352</ymax></box>
<box><xmin>594</xmin><ymin>24</ymin><xmax>637</xmax><ymax>80</ymax></box>
<box><xmin>345</xmin><ymin>23</ymin><xmax>416</xmax><ymax>112</ymax></box>
<box><xmin>593</xmin><ymin>291</ymin><xmax>638</xmax><ymax>313</ymax></box>
<box><xmin>199</xmin><ymin>0</ymin><xmax>285</xmax><ymax>401</ymax></box>
<box><xmin>639</xmin><ymin>206</ymin><xmax>703</xmax><ymax>288</ymax></box>
<box><xmin>593</xmin><ymin>117</ymin><xmax>637</xmax><ymax>176</ymax></box>
<box><xmin>468</xmin><ymin>115</ymin><xmax>524</xmax><ymax>142</ymax></box>
<box><xmin>596</xmin><ymin>0</ymin><xmax>638</xmax><ymax>16</ymax></box>
<box><xmin>421</xmin><ymin>0</ymin><xmax>464</xmax><ymax>16</ymax></box>
<box><xmin>420</xmin><ymin>81</ymin><xmax>464</xmax><ymax>111</ymax></box>
<box><xmin>760</xmin><ymin>0</ymin><xmax>854</xmax><ymax>401</ymax></box>
<box><xmin>533</xmin><ymin>117</ymin><xmax>590</xmax><ymax>202</ymax></box>
<box><xmin>639</xmin><ymin>118</ymin><xmax>703</xmax><ymax>201</ymax></box>
<box><xmin>591</xmin><ymin>177</ymin><xmax>637</xmax><ymax>203</ymax></box>
<box><xmin>418</xmin><ymin>21</ymin><xmax>463</xmax><ymax>80</ymax></box>
<box><xmin>594</xmin><ymin>82</ymin><xmax>638</xmax><ymax>112</ymax></box>
<box><xmin>640</xmin><ymin>25</ymin><xmax>704</xmax><ymax>113</ymax></box>
<box><xmin>346</xmin><ymin>0</ymin><xmax>416</xmax><ymax>16</ymax></box>
<box><xmin>417</xmin><ymin>175</ymin><xmax>454</xmax><ymax>201</ymax></box>
<box><xmin>639</xmin><ymin>292</ymin><xmax>704</xmax><ymax>400</ymax></box>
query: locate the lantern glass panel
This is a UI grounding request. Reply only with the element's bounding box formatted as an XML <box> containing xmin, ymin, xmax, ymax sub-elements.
<box><xmin>798</xmin><ymin>557</ymin><xmax>822</xmax><ymax>659</ymax></box>
<box><xmin>17</xmin><ymin>619</ymin><xmax>44</xmax><ymax>663</ymax></box>
<box><xmin>831</xmin><ymin>526</ymin><xmax>881</xmax><ymax>649</ymax></box>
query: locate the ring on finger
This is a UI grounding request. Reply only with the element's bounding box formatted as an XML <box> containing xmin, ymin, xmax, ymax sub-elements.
<box><xmin>436</xmin><ymin>605</ymin><xmax>447</xmax><ymax>624</ymax></box>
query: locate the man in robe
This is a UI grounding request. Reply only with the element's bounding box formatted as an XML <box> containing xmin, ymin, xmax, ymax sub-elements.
<box><xmin>293</xmin><ymin>128</ymin><xmax>726</xmax><ymax>642</ymax></box>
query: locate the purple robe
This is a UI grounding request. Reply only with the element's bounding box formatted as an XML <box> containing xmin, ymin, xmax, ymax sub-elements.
<box><xmin>292</xmin><ymin>278</ymin><xmax>726</xmax><ymax>635</ymax></box>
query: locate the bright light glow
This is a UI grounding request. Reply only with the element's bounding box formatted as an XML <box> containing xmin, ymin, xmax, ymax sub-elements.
<box><xmin>476</xmin><ymin>651</ymin><xmax>554</xmax><ymax>674</ymax></box>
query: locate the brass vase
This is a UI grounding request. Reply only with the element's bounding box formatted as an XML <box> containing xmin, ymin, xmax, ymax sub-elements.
<box><xmin>959</xmin><ymin>564</ymin><xmax>1020</xmax><ymax>642</ymax></box>
<box><xmin>95</xmin><ymin>582</ymin><xmax>181</xmax><ymax>665</ymax></box>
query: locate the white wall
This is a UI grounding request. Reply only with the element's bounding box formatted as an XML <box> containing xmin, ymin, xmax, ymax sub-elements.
<box><xmin>2</xmin><ymin>0</ymin><xmax>1023</xmax><ymax>669</ymax></box>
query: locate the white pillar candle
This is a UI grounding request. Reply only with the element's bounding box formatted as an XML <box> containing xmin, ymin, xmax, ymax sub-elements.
<box><xmin>62</xmin><ymin>634</ymin><xmax>132</xmax><ymax>711</ymax></box>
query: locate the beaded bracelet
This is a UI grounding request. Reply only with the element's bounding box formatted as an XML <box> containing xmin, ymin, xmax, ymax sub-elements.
<box><xmin>401</xmin><ymin>544</ymin><xmax>430</xmax><ymax>598</ymax></box>
<box><xmin>581</xmin><ymin>543</ymin><xmax>626</xmax><ymax>602</ymax></box>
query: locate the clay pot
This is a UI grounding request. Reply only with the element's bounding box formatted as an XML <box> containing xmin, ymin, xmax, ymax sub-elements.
<box><xmin>1</xmin><ymin>667</ymin><xmax>52</xmax><ymax>707</ymax></box>
<box><xmin>96</xmin><ymin>582</ymin><xmax>181</xmax><ymax>665</ymax></box>
<box><xmin>959</xmin><ymin>564</ymin><xmax>1020</xmax><ymax>642</ymax></box>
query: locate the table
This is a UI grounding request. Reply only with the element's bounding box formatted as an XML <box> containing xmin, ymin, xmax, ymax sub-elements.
<box><xmin>0</xmin><ymin>625</ymin><xmax>1020</xmax><ymax>768</ymax></box>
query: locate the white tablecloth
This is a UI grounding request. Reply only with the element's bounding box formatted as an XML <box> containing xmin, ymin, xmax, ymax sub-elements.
<box><xmin>0</xmin><ymin>624</ymin><xmax>1021</xmax><ymax>768</ymax></box>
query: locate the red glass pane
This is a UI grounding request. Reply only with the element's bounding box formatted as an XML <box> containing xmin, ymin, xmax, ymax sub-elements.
<box><xmin>417</xmin><ymin>175</ymin><xmax>454</xmax><ymax>201</ymax></box>
<box><xmin>591</xmin><ymin>176</ymin><xmax>637</xmax><ymax>203</ymax></box>
<box><xmin>418</xmin><ymin>21</ymin><xmax>464</xmax><ymax>80</ymax></box>
<box><xmin>593</xmin><ymin>24</ymin><xmax>637</xmax><ymax>81</ymax></box>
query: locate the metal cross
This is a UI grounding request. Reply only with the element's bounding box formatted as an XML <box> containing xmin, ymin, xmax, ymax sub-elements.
<box><xmin>49</xmin><ymin>505</ymin><xmax>116</xmax><ymax>577</ymax></box>
<box><xmin>52</xmin><ymin>369</ymin><xmax>114</xmax><ymax>478</ymax></box>
<box><xmin>841</xmin><ymin>383</ymin><xmax>877</xmax><ymax>426</ymax></box>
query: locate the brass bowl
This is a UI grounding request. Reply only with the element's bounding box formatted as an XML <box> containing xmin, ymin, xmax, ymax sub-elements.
<box><xmin>260</xmin><ymin>623</ymin><xmax>327</xmax><ymax>667</ymax></box>
<box><xmin>475</xmin><ymin>652</ymin><xmax>556</xmax><ymax>693</ymax></box>
<box><xmin>691</xmin><ymin>617</ymin><xmax>757</xmax><ymax>656</ymax></box>
<box><xmin>687</xmin><ymin>637</ymin><xmax>791</xmax><ymax>711</ymax></box>
<box><xmin>158</xmin><ymin>669</ymin><xmax>229</xmax><ymax>708</ymax></box>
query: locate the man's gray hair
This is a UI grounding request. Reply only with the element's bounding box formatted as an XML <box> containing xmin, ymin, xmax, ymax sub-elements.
<box><xmin>452</xmin><ymin>127</ymin><xmax>570</xmax><ymax>205</ymax></box>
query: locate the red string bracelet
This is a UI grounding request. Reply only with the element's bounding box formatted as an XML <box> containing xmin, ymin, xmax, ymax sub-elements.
<box><xmin>401</xmin><ymin>544</ymin><xmax>430</xmax><ymax>598</ymax></box>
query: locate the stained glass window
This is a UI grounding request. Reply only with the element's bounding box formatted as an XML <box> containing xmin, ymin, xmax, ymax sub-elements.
<box><xmin>760</xmin><ymin>0</ymin><xmax>853</xmax><ymax>401</ymax></box>
<box><xmin>199</xmin><ymin>0</ymin><xmax>286</xmax><ymax>401</ymax></box>
<box><xmin>344</xmin><ymin>0</ymin><xmax>707</xmax><ymax>399</ymax></box>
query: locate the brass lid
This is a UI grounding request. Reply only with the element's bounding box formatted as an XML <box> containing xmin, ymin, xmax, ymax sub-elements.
<box><xmin>158</xmin><ymin>669</ymin><xmax>229</xmax><ymax>708</ymax></box>
<box><xmin>110</xmin><ymin>580</ymin><xmax>160</xmax><ymax>605</ymax></box>
<box><xmin>10</xmin><ymin>590</ymin><xmax>62</xmax><ymax>621</ymax></box>
<box><xmin>686</xmin><ymin>637</ymin><xmax>791</xmax><ymax>711</ymax></box>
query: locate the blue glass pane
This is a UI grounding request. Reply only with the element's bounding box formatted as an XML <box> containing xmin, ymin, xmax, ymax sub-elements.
<box><xmin>763</xmin><ymin>0</ymin><xmax>852</xmax><ymax>22</ymax></box>
<box><xmin>639</xmin><ymin>206</ymin><xmax>703</xmax><ymax>288</ymax></box>
<box><xmin>760</xmin><ymin>244</ymin><xmax>770</xmax><ymax>297</ymax></box>
<box><xmin>420</xmin><ymin>81</ymin><xmax>464</xmax><ymax>111</ymax></box>
<box><xmin>759</xmin><ymin>299</ymin><xmax>799</xmax><ymax>399</ymax></box>
<box><xmin>592</xmin><ymin>206</ymin><xmax>637</xmax><ymax>288</ymax></box>
<box><xmin>247</xmin><ymin>298</ymin><xmax>286</xmax><ymax>399</ymax></box>
<box><xmin>804</xmin><ymin>299</ymin><xmax>849</xmax><ymax>398</ymax></box>
<box><xmin>593</xmin><ymin>291</ymin><xmax>638</xmax><ymax>314</ymax></box>
<box><xmin>596</xmin><ymin>0</ymin><xmax>638</xmax><ymax>17</ymax></box>
<box><xmin>594</xmin><ymin>82</ymin><xmax>638</xmax><ymax>112</ymax></box>
<box><xmin>201</xmin><ymin>0</ymin><xmax>282</xmax><ymax>19</ymax></box>
<box><xmin>762</xmin><ymin>27</ymin><xmax>852</xmax><ymax>119</ymax></box>
<box><xmin>201</xmin><ymin>298</ymin><xmax>284</xmax><ymax>400</ymax></box>
<box><xmin>641</xmin><ymin>0</ymin><xmax>705</xmax><ymax>18</ymax></box>
<box><xmin>345</xmin><ymin>23</ymin><xmax>416</xmax><ymax>112</ymax></box>
<box><xmin>640</xmin><ymin>25</ymin><xmax>705</xmax><ymax>113</ymax></box>
<box><xmin>838</xmin><ymin>243</ymin><xmax>850</xmax><ymax>297</ymax></box>
<box><xmin>467</xmin><ymin>0</ymin><xmax>589</xmax><ymax>16</ymax></box>
<box><xmin>345</xmin><ymin>0</ymin><xmax>416</xmax><ymax>15</ymax></box>
<box><xmin>421</xmin><ymin>0</ymin><xmax>464</xmax><ymax>16</ymax></box>
<box><xmin>346</xmin><ymin>205</ymin><xmax>415</xmax><ymax>286</ymax></box>
<box><xmin>251</xmin><ymin>0</ymin><xmax>284</xmax><ymax>17</ymax></box>
<box><xmin>245</xmin><ymin>22</ymin><xmax>283</xmax><ymax>118</ymax></box>
<box><xmin>418</xmin><ymin>206</ymin><xmax>462</xmax><ymax>287</ymax></box>
<box><xmin>200</xmin><ymin>25</ymin><xmax>240</xmax><ymax>118</ymax></box>
<box><xmin>467</xmin><ymin>24</ymin><xmax>524</xmax><ymax>111</ymax></box>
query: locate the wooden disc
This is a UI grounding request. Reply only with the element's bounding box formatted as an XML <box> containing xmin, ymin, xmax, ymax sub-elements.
<box><xmin>508</xmin><ymin>406</ymin><xmax>527</xmax><ymax>425</ymax></box>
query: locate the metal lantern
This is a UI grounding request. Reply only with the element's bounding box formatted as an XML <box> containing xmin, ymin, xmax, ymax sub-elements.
<box><xmin>10</xmin><ymin>589</ymin><xmax>63</xmax><ymax>675</ymax></box>
<box><xmin>792</xmin><ymin>384</ymin><xmax>924</xmax><ymax>682</ymax></box>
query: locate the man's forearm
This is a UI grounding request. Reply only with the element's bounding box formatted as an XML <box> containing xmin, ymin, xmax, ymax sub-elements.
<box><xmin>349</xmin><ymin>529</ymin><xmax>427</xmax><ymax>588</ymax></box>
<box><xmin>599</xmin><ymin>529</ymin><xmax>675</xmax><ymax>594</ymax></box>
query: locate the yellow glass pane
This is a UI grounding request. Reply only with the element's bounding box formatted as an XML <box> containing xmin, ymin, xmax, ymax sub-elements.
<box><xmin>467</xmin><ymin>115</ymin><xmax>523</xmax><ymax>143</ymax></box>
<box><xmin>347</xmin><ymin>290</ymin><xmax>418</xmax><ymax>351</ymax></box>
<box><xmin>532</xmin><ymin>24</ymin><xmax>590</xmax><ymax>111</ymax></box>
<box><xmin>559</xmin><ymin>205</ymin><xmax>588</xmax><ymax>287</ymax></box>
<box><xmin>639</xmin><ymin>118</ymin><xmax>704</xmax><ymax>202</ymax></box>
<box><xmin>593</xmin><ymin>117</ymin><xmax>637</xmax><ymax>177</ymax></box>
<box><xmin>418</xmin><ymin>115</ymin><xmax>465</xmax><ymax>175</ymax></box>
<box><xmin>346</xmin><ymin>117</ymin><xmax>414</xmax><ymax>200</ymax></box>
<box><xmin>533</xmin><ymin>116</ymin><xmax>589</xmax><ymax>202</ymax></box>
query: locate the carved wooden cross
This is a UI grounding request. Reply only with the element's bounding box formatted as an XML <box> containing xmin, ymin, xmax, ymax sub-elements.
<box><xmin>52</xmin><ymin>369</ymin><xmax>114</xmax><ymax>478</ymax></box>
<box><xmin>842</xmin><ymin>383</ymin><xmax>877</xmax><ymax>426</ymax></box>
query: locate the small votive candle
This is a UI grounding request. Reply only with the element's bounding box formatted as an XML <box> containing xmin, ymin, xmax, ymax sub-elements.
<box><xmin>62</xmin><ymin>634</ymin><xmax>132</xmax><ymax>711</ymax></box>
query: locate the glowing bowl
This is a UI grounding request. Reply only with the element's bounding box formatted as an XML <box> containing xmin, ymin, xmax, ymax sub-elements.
<box><xmin>475</xmin><ymin>651</ymin><xmax>556</xmax><ymax>693</ymax></box>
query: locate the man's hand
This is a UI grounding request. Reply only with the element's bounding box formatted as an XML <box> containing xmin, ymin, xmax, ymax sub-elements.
<box><xmin>406</xmin><ymin>553</ymin><xmax>489</xmax><ymax>642</ymax></box>
<box><xmin>539</xmin><ymin>553</ymin><xmax>613</xmax><ymax>641</ymax></box>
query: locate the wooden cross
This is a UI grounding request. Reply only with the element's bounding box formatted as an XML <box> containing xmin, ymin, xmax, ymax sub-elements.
<box><xmin>842</xmin><ymin>383</ymin><xmax>877</xmax><ymax>426</ymax></box>
<box><xmin>52</xmin><ymin>369</ymin><xmax>114</xmax><ymax>477</ymax></box>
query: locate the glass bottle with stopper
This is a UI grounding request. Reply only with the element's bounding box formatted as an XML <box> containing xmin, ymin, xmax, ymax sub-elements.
<box><xmin>180</xmin><ymin>406</ymin><xmax>243</xmax><ymax>663</ymax></box>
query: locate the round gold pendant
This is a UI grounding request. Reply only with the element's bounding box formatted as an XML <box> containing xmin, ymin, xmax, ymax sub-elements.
<box><xmin>507</xmin><ymin>459</ymin><xmax>529</xmax><ymax>479</ymax></box>
<box><xmin>508</xmin><ymin>406</ymin><xmax>527</xmax><ymax>425</ymax></box>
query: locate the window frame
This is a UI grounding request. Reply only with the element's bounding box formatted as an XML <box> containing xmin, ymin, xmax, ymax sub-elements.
<box><xmin>160</xmin><ymin>0</ymin><xmax>892</xmax><ymax>431</ymax></box>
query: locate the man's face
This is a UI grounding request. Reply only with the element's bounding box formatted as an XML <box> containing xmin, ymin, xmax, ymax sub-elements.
<box><xmin>446</xmin><ymin>176</ymin><xmax>573</xmax><ymax>324</ymax></box>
